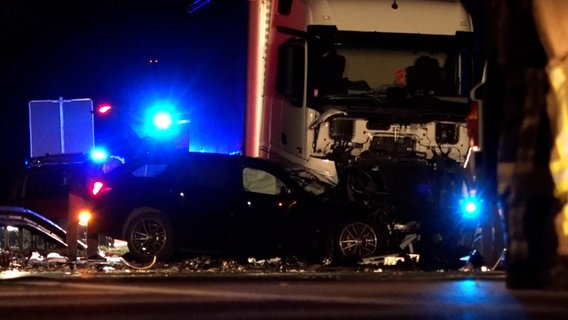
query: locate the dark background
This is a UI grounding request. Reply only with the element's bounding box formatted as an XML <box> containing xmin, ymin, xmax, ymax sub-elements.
<box><xmin>0</xmin><ymin>0</ymin><xmax>248</xmax><ymax>199</ymax></box>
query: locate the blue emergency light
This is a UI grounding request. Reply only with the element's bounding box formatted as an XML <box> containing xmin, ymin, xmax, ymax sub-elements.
<box><xmin>90</xmin><ymin>148</ymin><xmax>109</xmax><ymax>163</ymax></box>
<box><xmin>141</xmin><ymin>101</ymin><xmax>182</xmax><ymax>140</ymax></box>
<box><xmin>153</xmin><ymin>112</ymin><xmax>173</xmax><ymax>130</ymax></box>
<box><xmin>460</xmin><ymin>196</ymin><xmax>481</xmax><ymax>219</ymax></box>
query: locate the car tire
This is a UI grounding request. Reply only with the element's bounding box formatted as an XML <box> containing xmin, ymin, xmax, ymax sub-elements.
<box><xmin>124</xmin><ymin>210</ymin><xmax>175</xmax><ymax>262</ymax></box>
<box><xmin>335</xmin><ymin>221</ymin><xmax>381</xmax><ymax>263</ymax></box>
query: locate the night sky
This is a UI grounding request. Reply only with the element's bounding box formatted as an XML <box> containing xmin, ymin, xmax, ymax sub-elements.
<box><xmin>0</xmin><ymin>0</ymin><xmax>248</xmax><ymax>198</ymax></box>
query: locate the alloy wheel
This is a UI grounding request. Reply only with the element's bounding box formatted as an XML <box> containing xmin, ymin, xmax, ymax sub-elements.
<box><xmin>338</xmin><ymin>222</ymin><xmax>378</xmax><ymax>260</ymax></box>
<box><xmin>129</xmin><ymin>217</ymin><xmax>168</xmax><ymax>257</ymax></box>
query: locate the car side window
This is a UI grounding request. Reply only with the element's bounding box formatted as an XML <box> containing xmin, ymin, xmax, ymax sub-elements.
<box><xmin>24</xmin><ymin>170</ymin><xmax>68</xmax><ymax>200</ymax></box>
<box><xmin>242</xmin><ymin>167</ymin><xmax>287</xmax><ymax>195</ymax></box>
<box><xmin>189</xmin><ymin>158</ymin><xmax>236</xmax><ymax>189</ymax></box>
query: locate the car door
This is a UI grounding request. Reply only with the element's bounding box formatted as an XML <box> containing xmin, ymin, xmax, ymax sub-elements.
<box><xmin>231</xmin><ymin>164</ymin><xmax>299</xmax><ymax>256</ymax></box>
<box><xmin>174</xmin><ymin>154</ymin><xmax>241</xmax><ymax>252</ymax></box>
<box><xmin>10</xmin><ymin>165</ymin><xmax>73</xmax><ymax>225</ymax></box>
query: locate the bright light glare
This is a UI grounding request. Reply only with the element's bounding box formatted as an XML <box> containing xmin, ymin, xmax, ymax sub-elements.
<box><xmin>141</xmin><ymin>102</ymin><xmax>183</xmax><ymax>140</ymax></box>
<box><xmin>137</xmin><ymin>101</ymin><xmax>193</xmax><ymax>146</ymax></box>
<box><xmin>461</xmin><ymin>197</ymin><xmax>480</xmax><ymax>219</ymax></box>
<box><xmin>153</xmin><ymin>112</ymin><xmax>173</xmax><ymax>130</ymax></box>
<box><xmin>92</xmin><ymin>181</ymin><xmax>104</xmax><ymax>195</ymax></box>
<box><xmin>90</xmin><ymin>149</ymin><xmax>109</xmax><ymax>163</ymax></box>
<box><xmin>465</xmin><ymin>201</ymin><xmax>477</xmax><ymax>213</ymax></box>
<box><xmin>78</xmin><ymin>211</ymin><xmax>92</xmax><ymax>225</ymax></box>
<box><xmin>98</xmin><ymin>105</ymin><xmax>112</xmax><ymax>114</ymax></box>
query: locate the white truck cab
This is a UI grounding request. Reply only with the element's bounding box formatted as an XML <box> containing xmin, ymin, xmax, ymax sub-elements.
<box><xmin>247</xmin><ymin>0</ymin><xmax>475</xmax><ymax>185</ymax></box>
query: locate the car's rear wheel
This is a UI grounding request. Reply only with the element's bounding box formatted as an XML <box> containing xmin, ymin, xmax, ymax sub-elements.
<box><xmin>336</xmin><ymin>221</ymin><xmax>380</xmax><ymax>262</ymax></box>
<box><xmin>124</xmin><ymin>211</ymin><xmax>175</xmax><ymax>262</ymax></box>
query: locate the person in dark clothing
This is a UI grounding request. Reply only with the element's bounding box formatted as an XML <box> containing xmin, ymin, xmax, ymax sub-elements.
<box><xmin>480</xmin><ymin>0</ymin><xmax>568</xmax><ymax>289</ymax></box>
<box><xmin>405</xmin><ymin>56</ymin><xmax>447</xmax><ymax>96</ymax></box>
<box><xmin>67</xmin><ymin>162</ymin><xmax>101</xmax><ymax>261</ymax></box>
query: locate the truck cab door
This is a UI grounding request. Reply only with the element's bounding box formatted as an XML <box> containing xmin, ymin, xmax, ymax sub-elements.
<box><xmin>276</xmin><ymin>38</ymin><xmax>310</xmax><ymax>161</ymax></box>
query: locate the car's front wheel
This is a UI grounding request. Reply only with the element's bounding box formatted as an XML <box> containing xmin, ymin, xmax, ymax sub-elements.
<box><xmin>336</xmin><ymin>221</ymin><xmax>380</xmax><ymax>263</ymax></box>
<box><xmin>124</xmin><ymin>210</ymin><xmax>175</xmax><ymax>262</ymax></box>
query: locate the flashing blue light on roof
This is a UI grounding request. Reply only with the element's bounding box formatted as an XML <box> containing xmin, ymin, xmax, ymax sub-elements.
<box><xmin>141</xmin><ymin>101</ymin><xmax>182</xmax><ymax>140</ymax></box>
<box><xmin>153</xmin><ymin>112</ymin><xmax>173</xmax><ymax>130</ymax></box>
<box><xmin>90</xmin><ymin>148</ymin><xmax>109</xmax><ymax>163</ymax></box>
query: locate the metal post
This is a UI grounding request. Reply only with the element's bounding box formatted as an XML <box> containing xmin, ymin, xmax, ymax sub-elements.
<box><xmin>59</xmin><ymin>96</ymin><xmax>65</xmax><ymax>153</ymax></box>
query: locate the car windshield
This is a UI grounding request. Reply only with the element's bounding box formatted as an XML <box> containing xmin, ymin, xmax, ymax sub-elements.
<box><xmin>284</xmin><ymin>166</ymin><xmax>335</xmax><ymax>196</ymax></box>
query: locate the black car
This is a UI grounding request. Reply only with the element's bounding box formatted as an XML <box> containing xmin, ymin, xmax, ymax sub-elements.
<box><xmin>88</xmin><ymin>150</ymin><xmax>393</xmax><ymax>263</ymax></box>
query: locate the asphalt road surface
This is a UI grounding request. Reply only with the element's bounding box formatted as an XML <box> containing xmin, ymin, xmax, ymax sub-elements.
<box><xmin>1</xmin><ymin>271</ymin><xmax>567</xmax><ymax>319</ymax></box>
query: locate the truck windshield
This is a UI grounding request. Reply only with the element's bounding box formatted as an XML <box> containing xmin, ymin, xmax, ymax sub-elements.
<box><xmin>308</xmin><ymin>28</ymin><xmax>474</xmax><ymax>101</ymax></box>
<box><xmin>338</xmin><ymin>47</ymin><xmax>452</xmax><ymax>95</ymax></box>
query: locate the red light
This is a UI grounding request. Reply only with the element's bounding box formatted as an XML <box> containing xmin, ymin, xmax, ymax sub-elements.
<box><xmin>91</xmin><ymin>181</ymin><xmax>111</xmax><ymax>196</ymax></box>
<box><xmin>92</xmin><ymin>182</ymin><xmax>104</xmax><ymax>195</ymax></box>
<box><xmin>97</xmin><ymin>104</ymin><xmax>112</xmax><ymax>114</ymax></box>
